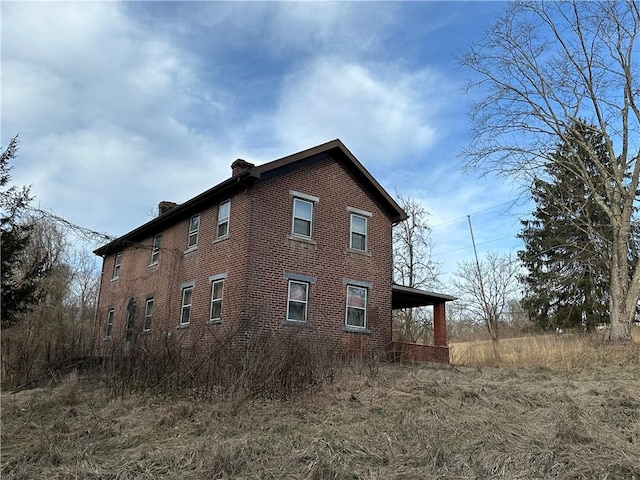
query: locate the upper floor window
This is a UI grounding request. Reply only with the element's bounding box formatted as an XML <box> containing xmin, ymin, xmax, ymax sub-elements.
<box><xmin>210</xmin><ymin>279</ymin><xmax>224</xmax><ymax>322</ymax></box>
<box><xmin>180</xmin><ymin>285</ymin><xmax>193</xmax><ymax>326</ymax></box>
<box><xmin>150</xmin><ymin>234</ymin><xmax>162</xmax><ymax>264</ymax></box>
<box><xmin>346</xmin><ymin>285</ymin><xmax>367</xmax><ymax>329</ymax></box>
<box><xmin>105</xmin><ymin>308</ymin><xmax>114</xmax><ymax>338</ymax></box>
<box><xmin>287</xmin><ymin>280</ymin><xmax>309</xmax><ymax>322</ymax></box>
<box><xmin>188</xmin><ymin>215</ymin><xmax>200</xmax><ymax>248</ymax></box>
<box><xmin>143</xmin><ymin>297</ymin><xmax>154</xmax><ymax>332</ymax></box>
<box><xmin>217</xmin><ymin>201</ymin><xmax>230</xmax><ymax>238</ymax></box>
<box><xmin>292</xmin><ymin>198</ymin><xmax>313</xmax><ymax>238</ymax></box>
<box><xmin>112</xmin><ymin>252</ymin><xmax>123</xmax><ymax>279</ymax></box>
<box><xmin>350</xmin><ymin>214</ymin><xmax>368</xmax><ymax>251</ymax></box>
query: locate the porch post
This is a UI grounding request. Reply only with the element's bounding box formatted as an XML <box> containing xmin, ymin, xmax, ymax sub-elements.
<box><xmin>433</xmin><ymin>301</ymin><xmax>447</xmax><ymax>347</ymax></box>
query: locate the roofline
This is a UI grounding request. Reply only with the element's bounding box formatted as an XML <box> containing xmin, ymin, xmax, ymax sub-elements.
<box><xmin>250</xmin><ymin>139</ymin><xmax>407</xmax><ymax>222</ymax></box>
<box><xmin>94</xmin><ymin>139</ymin><xmax>407</xmax><ymax>256</ymax></box>
<box><xmin>392</xmin><ymin>284</ymin><xmax>456</xmax><ymax>309</ymax></box>
<box><xmin>93</xmin><ymin>170</ymin><xmax>253</xmax><ymax>256</ymax></box>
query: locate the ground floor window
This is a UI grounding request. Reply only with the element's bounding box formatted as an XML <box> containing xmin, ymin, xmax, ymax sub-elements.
<box><xmin>210</xmin><ymin>279</ymin><xmax>224</xmax><ymax>322</ymax></box>
<box><xmin>287</xmin><ymin>280</ymin><xmax>309</xmax><ymax>322</ymax></box>
<box><xmin>143</xmin><ymin>297</ymin><xmax>154</xmax><ymax>331</ymax></box>
<box><xmin>180</xmin><ymin>286</ymin><xmax>193</xmax><ymax>325</ymax></box>
<box><xmin>346</xmin><ymin>285</ymin><xmax>367</xmax><ymax>328</ymax></box>
<box><xmin>105</xmin><ymin>308</ymin><xmax>114</xmax><ymax>338</ymax></box>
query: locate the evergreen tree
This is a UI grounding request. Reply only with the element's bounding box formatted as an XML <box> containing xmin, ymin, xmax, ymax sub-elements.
<box><xmin>518</xmin><ymin>121</ymin><xmax>612</xmax><ymax>331</ymax></box>
<box><xmin>1</xmin><ymin>136</ymin><xmax>49</xmax><ymax>329</ymax></box>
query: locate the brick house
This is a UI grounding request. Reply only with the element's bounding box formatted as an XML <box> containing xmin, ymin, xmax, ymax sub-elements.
<box><xmin>93</xmin><ymin>140</ymin><xmax>454</xmax><ymax>362</ymax></box>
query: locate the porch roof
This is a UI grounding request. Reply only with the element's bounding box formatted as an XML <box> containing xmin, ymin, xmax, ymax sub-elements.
<box><xmin>391</xmin><ymin>284</ymin><xmax>456</xmax><ymax>309</ymax></box>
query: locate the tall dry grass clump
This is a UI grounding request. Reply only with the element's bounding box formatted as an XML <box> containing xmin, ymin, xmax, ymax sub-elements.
<box><xmin>103</xmin><ymin>327</ymin><xmax>344</xmax><ymax>402</ymax></box>
<box><xmin>450</xmin><ymin>327</ymin><xmax>640</xmax><ymax>368</ymax></box>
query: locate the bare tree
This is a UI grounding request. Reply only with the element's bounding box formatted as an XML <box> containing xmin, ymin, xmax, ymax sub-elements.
<box><xmin>461</xmin><ymin>1</ymin><xmax>640</xmax><ymax>341</ymax></box>
<box><xmin>452</xmin><ymin>251</ymin><xmax>521</xmax><ymax>359</ymax></box>
<box><xmin>393</xmin><ymin>194</ymin><xmax>440</xmax><ymax>342</ymax></box>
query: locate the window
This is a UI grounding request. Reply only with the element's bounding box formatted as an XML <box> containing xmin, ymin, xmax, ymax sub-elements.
<box><xmin>292</xmin><ymin>198</ymin><xmax>313</xmax><ymax>238</ymax></box>
<box><xmin>187</xmin><ymin>215</ymin><xmax>200</xmax><ymax>248</ymax></box>
<box><xmin>143</xmin><ymin>298</ymin><xmax>154</xmax><ymax>332</ymax></box>
<box><xmin>217</xmin><ymin>201</ymin><xmax>230</xmax><ymax>238</ymax></box>
<box><xmin>350</xmin><ymin>214</ymin><xmax>368</xmax><ymax>251</ymax></box>
<box><xmin>125</xmin><ymin>298</ymin><xmax>137</xmax><ymax>342</ymax></box>
<box><xmin>180</xmin><ymin>285</ymin><xmax>193</xmax><ymax>325</ymax></box>
<box><xmin>113</xmin><ymin>252</ymin><xmax>122</xmax><ymax>279</ymax></box>
<box><xmin>150</xmin><ymin>234</ymin><xmax>162</xmax><ymax>264</ymax></box>
<box><xmin>287</xmin><ymin>280</ymin><xmax>309</xmax><ymax>322</ymax></box>
<box><xmin>210</xmin><ymin>279</ymin><xmax>224</xmax><ymax>322</ymax></box>
<box><xmin>105</xmin><ymin>308</ymin><xmax>114</xmax><ymax>338</ymax></box>
<box><xmin>346</xmin><ymin>285</ymin><xmax>367</xmax><ymax>328</ymax></box>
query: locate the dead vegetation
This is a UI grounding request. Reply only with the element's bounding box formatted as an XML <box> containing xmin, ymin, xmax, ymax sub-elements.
<box><xmin>2</xmin><ymin>335</ymin><xmax>640</xmax><ymax>479</ymax></box>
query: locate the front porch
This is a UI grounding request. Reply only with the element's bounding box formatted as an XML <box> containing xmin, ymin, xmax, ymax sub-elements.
<box><xmin>389</xmin><ymin>285</ymin><xmax>455</xmax><ymax>363</ymax></box>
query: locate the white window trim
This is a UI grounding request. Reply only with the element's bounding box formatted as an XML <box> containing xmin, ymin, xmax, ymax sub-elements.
<box><xmin>216</xmin><ymin>200</ymin><xmax>230</xmax><ymax>239</ymax></box>
<box><xmin>187</xmin><ymin>214</ymin><xmax>200</xmax><ymax>249</ymax></box>
<box><xmin>350</xmin><ymin>213</ymin><xmax>368</xmax><ymax>251</ymax></box>
<box><xmin>112</xmin><ymin>252</ymin><xmax>122</xmax><ymax>280</ymax></box>
<box><xmin>287</xmin><ymin>280</ymin><xmax>309</xmax><ymax>322</ymax></box>
<box><xmin>347</xmin><ymin>206</ymin><xmax>372</xmax><ymax>217</ymax></box>
<box><xmin>291</xmin><ymin>197</ymin><xmax>314</xmax><ymax>239</ymax></box>
<box><xmin>143</xmin><ymin>298</ymin><xmax>154</xmax><ymax>332</ymax></box>
<box><xmin>150</xmin><ymin>234</ymin><xmax>162</xmax><ymax>265</ymax></box>
<box><xmin>105</xmin><ymin>308</ymin><xmax>115</xmax><ymax>339</ymax></box>
<box><xmin>209</xmin><ymin>279</ymin><xmax>224</xmax><ymax>323</ymax></box>
<box><xmin>345</xmin><ymin>285</ymin><xmax>367</xmax><ymax>329</ymax></box>
<box><xmin>180</xmin><ymin>284</ymin><xmax>194</xmax><ymax>326</ymax></box>
<box><xmin>289</xmin><ymin>190</ymin><xmax>319</xmax><ymax>203</ymax></box>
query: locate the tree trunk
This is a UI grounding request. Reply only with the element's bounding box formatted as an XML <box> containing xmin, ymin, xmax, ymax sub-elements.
<box><xmin>608</xmin><ymin>229</ymin><xmax>634</xmax><ymax>342</ymax></box>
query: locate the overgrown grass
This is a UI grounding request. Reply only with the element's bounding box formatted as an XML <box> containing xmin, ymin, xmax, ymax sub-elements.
<box><xmin>2</xmin><ymin>358</ymin><xmax>639</xmax><ymax>479</ymax></box>
<box><xmin>450</xmin><ymin>327</ymin><xmax>640</xmax><ymax>368</ymax></box>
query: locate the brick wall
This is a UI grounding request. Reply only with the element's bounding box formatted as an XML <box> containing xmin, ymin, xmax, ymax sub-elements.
<box><xmin>94</xmin><ymin>153</ymin><xmax>394</xmax><ymax>357</ymax></box>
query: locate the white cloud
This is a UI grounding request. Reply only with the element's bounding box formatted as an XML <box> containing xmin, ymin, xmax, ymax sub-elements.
<box><xmin>263</xmin><ymin>57</ymin><xmax>453</xmax><ymax>166</ymax></box>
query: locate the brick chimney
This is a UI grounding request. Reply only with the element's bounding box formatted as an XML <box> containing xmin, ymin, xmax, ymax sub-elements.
<box><xmin>231</xmin><ymin>158</ymin><xmax>255</xmax><ymax>176</ymax></box>
<box><xmin>158</xmin><ymin>201</ymin><xmax>179</xmax><ymax>215</ymax></box>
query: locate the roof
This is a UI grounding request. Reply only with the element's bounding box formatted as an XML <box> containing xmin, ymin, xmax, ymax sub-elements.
<box><xmin>391</xmin><ymin>284</ymin><xmax>456</xmax><ymax>309</ymax></box>
<box><xmin>94</xmin><ymin>139</ymin><xmax>407</xmax><ymax>256</ymax></box>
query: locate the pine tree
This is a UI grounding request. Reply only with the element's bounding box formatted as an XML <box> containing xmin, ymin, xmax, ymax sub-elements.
<box><xmin>1</xmin><ymin>136</ymin><xmax>50</xmax><ymax>329</ymax></box>
<box><xmin>518</xmin><ymin>121</ymin><xmax>611</xmax><ymax>331</ymax></box>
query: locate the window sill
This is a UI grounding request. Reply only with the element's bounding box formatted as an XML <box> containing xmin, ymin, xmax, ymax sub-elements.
<box><xmin>184</xmin><ymin>246</ymin><xmax>198</xmax><ymax>255</ymax></box>
<box><xmin>207</xmin><ymin>319</ymin><xmax>223</xmax><ymax>325</ymax></box>
<box><xmin>177</xmin><ymin>323</ymin><xmax>190</xmax><ymax>329</ymax></box>
<box><xmin>343</xmin><ymin>326</ymin><xmax>371</xmax><ymax>334</ymax></box>
<box><xmin>103</xmin><ymin>336</ymin><xmax>112</xmax><ymax>341</ymax></box>
<box><xmin>347</xmin><ymin>248</ymin><xmax>371</xmax><ymax>257</ymax></box>
<box><xmin>213</xmin><ymin>235</ymin><xmax>229</xmax><ymax>244</ymax></box>
<box><xmin>141</xmin><ymin>329</ymin><xmax>151</xmax><ymax>335</ymax></box>
<box><xmin>148</xmin><ymin>262</ymin><xmax>159</xmax><ymax>268</ymax></box>
<box><xmin>282</xmin><ymin>319</ymin><xmax>311</xmax><ymax>327</ymax></box>
<box><xmin>288</xmin><ymin>235</ymin><xmax>317</xmax><ymax>245</ymax></box>
<box><xmin>111</xmin><ymin>277</ymin><xmax>119</xmax><ymax>283</ymax></box>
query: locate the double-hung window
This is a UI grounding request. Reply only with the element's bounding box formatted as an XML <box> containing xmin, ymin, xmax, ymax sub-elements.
<box><xmin>105</xmin><ymin>308</ymin><xmax>114</xmax><ymax>338</ymax></box>
<box><xmin>113</xmin><ymin>252</ymin><xmax>122</xmax><ymax>279</ymax></box>
<box><xmin>210</xmin><ymin>279</ymin><xmax>224</xmax><ymax>322</ymax></box>
<box><xmin>143</xmin><ymin>297</ymin><xmax>154</xmax><ymax>332</ymax></box>
<box><xmin>217</xmin><ymin>201</ymin><xmax>230</xmax><ymax>238</ymax></box>
<box><xmin>188</xmin><ymin>215</ymin><xmax>200</xmax><ymax>248</ymax></box>
<box><xmin>180</xmin><ymin>285</ymin><xmax>193</xmax><ymax>326</ymax></box>
<box><xmin>350</xmin><ymin>214</ymin><xmax>368</xmax><ymax>251</ymax></box>
<box><xmin>346</xmin><ymin>285</ymin><xmax>367</xmax><ymax>328</ymax></box>
<box><xmin>287</xmin><ymin>280</ymin><xmax>309</xmax><ymax>322</ymax></box>
<box><xmin>150</xmin><ymin>234</ymin><xmax>162</xmax><ymax>264</ymax></box>
<box><xmin>292</xmin><ymin>198</ymin><xmax>313</xmax><ymax>238</ymax></box>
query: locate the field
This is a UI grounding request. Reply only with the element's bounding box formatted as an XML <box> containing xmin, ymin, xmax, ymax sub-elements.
<box><xmin>2</xmin><ymin>336</ymin><xmax>640</xmax><ymax>479</ymax></box>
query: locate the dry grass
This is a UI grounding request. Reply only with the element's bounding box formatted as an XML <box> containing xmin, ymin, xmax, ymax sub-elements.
<box><xmin>450</xmin><ymin>327</ymin><xmax>640</xmax><ymax>368</ymax></box>
<box><xmin>2</xmin><ymin>342</ymin><xmax>640</xmax><ymax>479</ymax></box>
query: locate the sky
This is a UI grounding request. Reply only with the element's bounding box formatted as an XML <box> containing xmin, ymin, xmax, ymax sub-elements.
<box><xmin>2</xmin><ymin>1</ymin><xmax>528</xmax><ymax>286</ymax></box>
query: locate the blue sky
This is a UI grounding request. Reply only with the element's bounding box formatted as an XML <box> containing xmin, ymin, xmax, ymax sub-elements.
<box><xmin>2</xmin><ymin>1</ymin><xmax>526</xmax><ymax>285</ymax></box>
